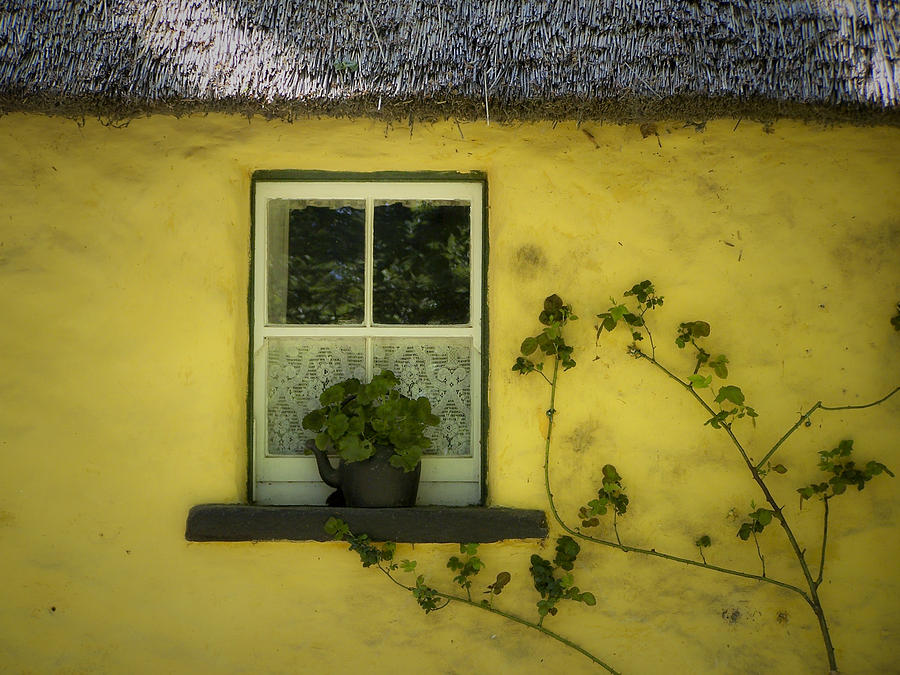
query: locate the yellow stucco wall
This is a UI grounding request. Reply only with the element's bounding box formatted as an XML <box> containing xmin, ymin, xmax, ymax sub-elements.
<box><xmin>0</xmin><ymin>113</ymin><xmax>897</xmax><ymax>674</ymax></box>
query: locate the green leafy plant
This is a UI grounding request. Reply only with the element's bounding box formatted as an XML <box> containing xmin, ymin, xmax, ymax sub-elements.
<box><xmin>302</xmin><ymin>369</ymin><xmax>439</xmax><ymax>472</ymax></box>
<box><xmin>325</xmin><ymin>517</ymin><xmax>619</xmax><ymax>673</ymax></box>
<box><xmin>529</xmin><ymin>536</ymin><xmax>596</xmax><ymax>623</ymax></box>
<box><xmin>519</xmin><ymin>283</ymin><xmax>897</xmax><ymax>673</ymax></box>
<box><xmin>596</xmin><ymin>280</ymin><xmax>663</xmax><ymax>355</ymax></box>
<box><xmin>577</xmin><ymin>464</ymin><xmax>628</xmax><ymax>543</ymax></box>
<box><xmin>797</xmin><ymin>439</ymin><xmax>895</xmax><ymax>502</ymax></box>
<box><xmin>447</xmin><ymin>543</ymin><xmax>484</xmax><ymax>601</ymax></box>
<box><xmin>513</xmin><ymin>293</ymin><xmax>578</xmax><ymax>379</ymax></box>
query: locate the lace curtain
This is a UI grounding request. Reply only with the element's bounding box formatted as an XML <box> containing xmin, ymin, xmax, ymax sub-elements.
<box><xmin>266</xmin><ymin>337</ymin><xmax>472</xmax><ymax>457</ymax></box>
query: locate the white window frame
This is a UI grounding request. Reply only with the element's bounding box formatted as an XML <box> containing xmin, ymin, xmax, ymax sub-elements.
<box><xmin>251</xmin><ymin>176</ymin><xmax>485</xmax><ymax>506</ymax></box>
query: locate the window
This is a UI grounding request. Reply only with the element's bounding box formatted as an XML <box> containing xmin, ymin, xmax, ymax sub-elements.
<box><xmin>251</xmin><ymin>172</ymin><xmax>486</xmax><ymax>506</ymax></box>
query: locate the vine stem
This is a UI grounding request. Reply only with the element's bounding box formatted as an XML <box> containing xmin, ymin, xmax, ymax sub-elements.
<box><xmin>816</xmin><ymin>497</ymin><xmax>830</xmax><ymax>588</ymax></box>
<box><xmin>542</xmin><ymin>354</ymin><xmax>811</xmax><ymax>600</ymax></box>
<box><xmin>751</xmin><ymin>531</ymin><xmax>767</xmax><ymax>577</ymax></box>
<box><xmin>755</xmin><ymin>385</ymin><xmax>898</xmax><ymax>469</ymax></box>
<box><xmin>632</xmin><ymin>350</ymin><xmax>838</xmax><ymax>672</ymax></box>
<box><xmin>375</xmin><ymin>563</ymin><xmax>621</xmax><ymax>674</ymax></box>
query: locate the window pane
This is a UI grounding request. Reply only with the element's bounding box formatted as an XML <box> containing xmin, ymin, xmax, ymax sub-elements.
<box><xmin>267</xmin><ymin>199</ymin><xmax>365</xmax><ymax>325</ymax></box>
<box><xmin>373</xmin><ymin>200</ymin><xmax>470</xmax><ymax>324</ymax></box>
<box><xmin>266</xmin><ymin>337</ymin><xmax>366</xmax><ymax>455</ymax></box>
<box><xmin>373</xmin><ymin>338</ymin><xmax>472</xmax><ymax>457</ymax></box>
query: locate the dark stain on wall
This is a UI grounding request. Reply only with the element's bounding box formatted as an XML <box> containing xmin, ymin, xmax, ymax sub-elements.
<box><xmin>515</xmin><ymin>244</ymin><xmax>546</xmax><ymax>275</ymax></box>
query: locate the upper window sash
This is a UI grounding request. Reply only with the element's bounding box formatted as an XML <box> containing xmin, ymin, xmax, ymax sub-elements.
<box><xmin>253</xmin><ymin>181</ymin><xmax>483</xmax><ymax>342</ymax></box>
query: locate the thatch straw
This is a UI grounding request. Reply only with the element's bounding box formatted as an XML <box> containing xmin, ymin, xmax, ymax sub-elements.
<box><xmin>0</xmin><ymin>0</ymin><xmax>897</xmax><ymax>124</ymax></box>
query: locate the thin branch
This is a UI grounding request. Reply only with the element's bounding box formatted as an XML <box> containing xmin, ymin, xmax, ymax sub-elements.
<box><xmin>816</xmin><ymin>497</ymin><xmax>830</xmax><ymax>588</ymax></box>
<box><xmin>820</xmin><ymin>385</ymin><xmax>899</xmax><ymax>411</ymax></box>
<box><xmin>543</xmin><ymin>357</ymin><xmax>562</xmax><ymax>512</ymax></box>
<box><xmin>638</xmin><ymin>307</ymin><xmax>657</xmax><ymax>358</ymax></box>
<box><xmin>570</xmin><ymin>525</ymin><xmax>809</xmax><ymax>601</ymax></box>
<box><xmin>376</xmin><ymin>561</ymin><xmax>620</xmax><ymax>673</ymax></box>
<box><xmin>752</xmin><ymin>531</ymin><xmax>767</xmax><ymax>578</ymax></box>
<box><xmin>442</xmin><ymin>594</ymin><xmax>620</xmax><ymax>673</ymax></box>
<box><xmin>756</xmin><ymin>385</ymin><xmax>898</xmax><ymax>469</ymax></box>
<box><xmin>631</xmin><ymin>349</ymin><xmax>838</xmax><ymax>671</ymax></box>
<box><xmin>756</xmin><ymin>402</ymin><xmax>822</xmax><ymax>469</ymax></box>
<box><xmin>645</xmin><ymin>322</ymin><xmax>657</xmax><ymax>359</ymax></box>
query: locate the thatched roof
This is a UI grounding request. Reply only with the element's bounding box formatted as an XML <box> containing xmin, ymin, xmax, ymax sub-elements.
<box><xmin>1</xmin><ymin>0</ymin><xmax>898</xmax><ymax>124</ymax></box>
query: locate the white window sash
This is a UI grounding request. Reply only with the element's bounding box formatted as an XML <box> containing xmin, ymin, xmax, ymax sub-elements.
<box><xmin>252</xmin><ymin>181</ymin><xmax>483</xmax><ymax>505</ymax></box>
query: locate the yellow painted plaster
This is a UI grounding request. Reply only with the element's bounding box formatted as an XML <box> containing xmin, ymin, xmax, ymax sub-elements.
<box><xmin>0</xmin><ymin>114</ymin><xmax>898</xmax><ymax>674</ymax></box>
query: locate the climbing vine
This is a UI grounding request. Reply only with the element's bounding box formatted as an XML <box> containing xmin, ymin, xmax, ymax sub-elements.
<box><xmin>327</xmin><ymin>284</ymin><xmax>897</xmax><ymax>672</ymax></box>
<box><xmin>517</xmin><ymin>283</ymin><xmax>896</xmax><ymax>673</ymax></box>
<box><xmin>324</xmin><ymin>517</ymin><xmax>617</xmax><ymax>673</ymax></box>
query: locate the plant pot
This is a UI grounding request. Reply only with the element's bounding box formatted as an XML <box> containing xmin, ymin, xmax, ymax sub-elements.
<box><xmin>310</xmin><ymin>443</ymin><xmax>421</xmax><ymax>507</ymax></box>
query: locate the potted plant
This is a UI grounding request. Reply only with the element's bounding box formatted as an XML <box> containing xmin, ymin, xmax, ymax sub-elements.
<box><xmin>301</xmin><ymin>369</ymin><xmax>440</xmax><ymax>507</ymax></box>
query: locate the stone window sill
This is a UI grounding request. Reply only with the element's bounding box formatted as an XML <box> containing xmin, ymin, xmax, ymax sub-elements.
<box><xmin>185</xmin><ymin>504</ymin><xmax>548</xmax><ymax>543</ymax></box>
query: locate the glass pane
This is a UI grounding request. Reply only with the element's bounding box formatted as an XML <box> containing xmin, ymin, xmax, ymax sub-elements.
<box><xmin>267</xmin><ymin>199</ymin><xmax>365</xmax><ymax>325</ymax></box>
<box><xmin>373</xmin><ymin>200</ymin><xmax>470</xmax><ymax>324</ymax></box>
<box><xmin>266</xmin><ymin>337</ymin><xmax>366</xmax><ymax>455</ymax></box>
<box><xmin>374</xmin><ymin>338</ymin><xmax>472</xmax><ymax>456</ymax></box>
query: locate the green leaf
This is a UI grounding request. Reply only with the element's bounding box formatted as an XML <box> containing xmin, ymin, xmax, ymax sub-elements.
<box><xmin>324</xmin><ymin>517</ymin><xmax>349</xmax><ymax>539</ymax></box>
<box><xmin>696</xmin><ymin>535</ymin><xmax>712</xmax><ymax>548</ymax></box>
<box><xmin>710</xmin><ymin>355</ymin><xmax>729</xmax><ymax>378</ymax></box>
<box><xmin>554</xmin><ymin>535</ymin><xmax>581</xmax><ymax>570</ymax></box>
<box><xmin>866</xmin><ymin>461</ymin><xmax>895</xmax><ymax>478</ymax></box>
<box><xmin>460</xmin><ymin>543</ymin><xmax>479</xmax><ymax>556</ymax></box>
<box><xmin>754</xmin><ymin>509</ymin><xmax>773</xmax><ymax>526</ymax></box>
<box><xmin>544</xmin><ymin>294</ymin><xmax>564</xmax><ymax>313</ymax></box>
<box><xmin>601</xmin><ymin>464</ymin><xmax>622</xmax><ymax>483</ymax></box>
<box><xmin>338</xmin><ymin>435</ymin><xmax>372</xmax><ymax>462</ymax></box>
<box><xmin>693</xmin><ymin>322</ymin><xmax>710</xmax><ymax>337</ymax></box>
<box><xmin>772</xmin><ymin>464</ymin><xmax>788</xmax><ymax>474</ymax></box>
<box><xmin>580</xmin><ymin>592</ymin><xmax>597</xmax><ymax>606</ymax></box>
<box><xmin>315</xmin><ymin>431</ymin><xmax>333</xmax><ymax>452</ymax></box>
<box><xmin>715</xmin><ymin>385</ymin><xmax>745</xmax><ymax>406</ymax></box>
<box><xmin>512</xmin><ymin>356</ymin><xmax>535</xmax><ymax>374</ymax></box>
<box><xmin>704</xmin><ymin>411</ymin><xmax>729</xmax><ymax>429</ymax></box>
<box><xmin>520</xmin><ymin>337</ymin><xmax>538</xmax><ymax>356</ymax></box>
<box><xmin>381</xmin><ymin>541</ymin><xmax>396</xmax><ymax>560</ymax></box>
<box><xmin>487</xmin><ymin>571</ymin><xmax>511</xmax><ymax>595</ymax></box>
<box><xmin>688</xmin><ymin>374</ymin><xmax>713</xmax><ymax>389</ymax></box>
<box><xmin>326</xmin><ymin>413</ymin><xmax>350</xmax><ymax>440</ymax></box>
<box><xmin>301</xmin><ymin>409</ymin><xmax>326</xmax><ymax>431</ymax></box>
<box><xmin>319</xmin><ymin>382</ymin><xmax>347</xmax><ymax>406</ymax></box>
<box><xmin>609</xmin><ymin>304</ymin><xmax>628</xmax><ymax>322</ymax></box>
<box><xmin>400</xmin><ymin>560</ymin><xmax>417</xmax><ymax>572</ymax></box>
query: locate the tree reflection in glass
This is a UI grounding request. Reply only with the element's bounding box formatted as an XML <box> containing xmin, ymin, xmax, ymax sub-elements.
<box><xmin>373</xmin><ymin>200</ymin><xmax>470</xmax><ymax>324</ymax></box>
<box><xmin>267</xmin><ymin>200</ymin><xmax>365</xmax><ymax>325</ymax></box>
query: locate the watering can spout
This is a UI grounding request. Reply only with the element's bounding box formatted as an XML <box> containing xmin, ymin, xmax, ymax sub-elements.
<box><xmin>306</xmin><ymin>439</ymin><xmax>340</xmax><ymax>488</ymax></box>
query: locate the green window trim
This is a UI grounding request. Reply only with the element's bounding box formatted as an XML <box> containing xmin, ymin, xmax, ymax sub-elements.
<box><xmin>248</xmin><ymin>170</ymin><xmax>490</xmax><ymax>506</ymax></box>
